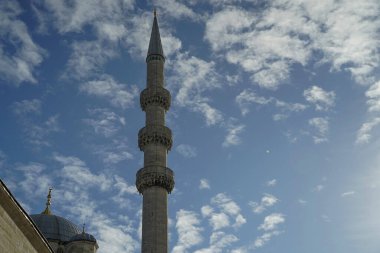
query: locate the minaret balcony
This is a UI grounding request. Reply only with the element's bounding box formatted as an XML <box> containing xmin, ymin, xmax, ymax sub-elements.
<box><xmin>138</xmin><ymin>125</ymin><xmax>173</xmax><ymax>151</ymax></box>
<box><xmin>140</xmin><ymin>87</ymin><xmax>171</xmax><ymax>111</ymax></box>
<box><xmin>136</xmin><ymin>165</ymin><xmax>174</xmax><ymax>193</ymax></box>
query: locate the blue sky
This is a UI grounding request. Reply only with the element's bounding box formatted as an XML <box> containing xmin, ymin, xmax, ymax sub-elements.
<box><xmin>1</xmin><ymin>0</ymin><xmax>380</xmax><ymax>252</ymax></box>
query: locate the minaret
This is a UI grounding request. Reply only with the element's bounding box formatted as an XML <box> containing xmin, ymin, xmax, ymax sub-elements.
<box><xmin>136</xmin><ymin>10</ymin><xmax>174</xmax><ymax>253</ymax></box>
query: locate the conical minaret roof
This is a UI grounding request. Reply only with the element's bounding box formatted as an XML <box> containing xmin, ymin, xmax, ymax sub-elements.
<box><xmin>147</xmin><ymin>9</ymin><xmax>164</xmax><ymax>58</ymax></box>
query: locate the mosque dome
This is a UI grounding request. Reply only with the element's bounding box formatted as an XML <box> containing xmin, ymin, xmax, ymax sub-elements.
<box><xmin>69</xmin><ymin>232</ymin><xmax>97</xmax><ymax>243</ymax></box>
<box><xmin>30</xmin><ymin>213</ymin><xmax>81</xmax><ymax>242</ymax></box>
<box><xmin>30</xmin><ymin>188</ymin><xmax>81</xmax><ymax>242</ymax></box>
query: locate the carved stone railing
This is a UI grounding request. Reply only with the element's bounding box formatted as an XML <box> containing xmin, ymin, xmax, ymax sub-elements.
<box><xmin>138</xmin><ymin>125</ymin><xmax>172</xmax><ymax>151</ymax></box>
<box><xmin>140</xmin><ymin>87</ymin><xmax>171</xmax><ymax>111</ymax></box>
<box><xmin>136</xmin><ymin>166</ymin><xmax>174</xmax><ymax>193</ymax></box>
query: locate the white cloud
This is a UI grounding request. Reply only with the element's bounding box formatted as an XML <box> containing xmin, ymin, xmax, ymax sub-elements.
<box><xmin>172</xmin><ymin>209</ymin><xmax>203</xmax><ymax>253</ymax></box>
<box><xmin>11</xmin><ymin>99</ymin><xmax>42</xmax><ymax>115</ymax></box>
<box><xmin>83</xmin><ymin>108</ymin><xmax>126</xmax><ymax>137</ymax></box>
<box><xmin>356</xmin><ymin>117</ymin><xmax>380</xmax><ymax>144</ymax></box>
<box><xmin>253</xmin><ymin>231</ymin><xmax>281</xmax><ymax>249</ymax></box>
<box><xmin>199</xmin><ymin>178</ymin><xmax>211</xmax><ymax>190</ymax></box>
<box><xmin>304</xmin><ymin>85</ymin><xmax>336</xmax><ymax>111</ymax></box>
<box><xmin>258</xmin><ymin>213</ymin><xmax>285</xmax><ymax>231</ymax></box>
<box><xmin>0</xmin><ymin>0</ymin><xmax>46</xmax><ymax>85</ymax></box>
<box><xmin>236</xmin><ymin>89</ymin><xmax>307</xmax><ymax>117</ymax></box>
<box><xmin>155</xmin><ymin>0</ymin><xmax>200</xmax><ymax>21</ymax></box>
<box><xmin>16</xmin><ymin>163</ymin><xmax>52</xmax><ymax>197</ymax></box>
<box><xmin>313</xmin><ymin>184</ymin><xmax>325</xmax><ymax>192</ymax></box>
<box><xmin>366</xmin><ymin>81</ymin><xmax>380</xmax><ymax>112</ymax></box>
<box><xmin>298</xmin><ymin>199</ymin><xmax>307</xmax><ymax>205</ymax></box>
<box><xmin>341</xmin><ymin>191</ymin><xmax>355</xmax><ymax>197</ymax></box>
<box><xmin>235</xmin><ymin>89</ymin><xmax>271</xmax><ymax>116</ymax></box>
<box><xmin>205</xmin><ymin>1</ymin><xmax>380</xmax><ymax>89</ymax></box>
<box><xmin>266</xmin><ymin>179</ymin><xmax>277</xmax><ymax>187</ymax></box>
<box><xmin>54</xmin><ymin>154</ymin><xmax>112</xmax><ymax>191</ymax></box>
<box><xmin>206</xmin><ymin>193</ymin><xmax>246</xmax><ymax>229</ymax></box>
<box><xmin>223</xmin><ymin>120</ymin><xmax>245</xmax><ymax>147</ymax></box>
<box><xmin>80</xmin><ymin>75</ymin><xmax>138</xmax><ymax>109</ymax></box>
<box><xmin>176</xmin><ymin>144</ymin><xmax>197</xmax><ymax>158</ymax></box>
<box><xmin>169</xmin><ymin>53</ymin><xmax>222</xmax><ymax>126</ymax></box>
<box><xmin>249</xmin><ymin>193</ymin><xmax>278</xmax><ymax>214</ymax></box>
<box><xmin>194</xmin><ymin>231</ymin><xmax>238</xmax><ymax>253</ymax></box>
<box><xmin>93</xmin><ymin>138</ymin><xmax>134</xmax><ymax>165</ymax></box>
<box><xmin>308</xmin><ymin>117</ymin><xmax>329</xmax><ymax>143</ymax></box>
<box><xmin>66</xmin><ymin>40</ymin><xmax>117</xmax><ymax>79</ymax></box>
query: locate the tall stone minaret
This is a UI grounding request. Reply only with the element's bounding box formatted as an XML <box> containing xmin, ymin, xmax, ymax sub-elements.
<box><xmin>136</xmin><ymin>10</ymin><xmax>174</xmax><ymax>253</ymax></box>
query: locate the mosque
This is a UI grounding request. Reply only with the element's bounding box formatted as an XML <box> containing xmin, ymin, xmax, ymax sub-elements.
<box><xmin>0</xmin><ymin>11</ymin><xmax>172</xmax><ymax>253</ymax></box>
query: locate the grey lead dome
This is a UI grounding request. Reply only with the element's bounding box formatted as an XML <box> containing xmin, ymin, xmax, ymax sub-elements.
<box><xmin>30</xmin><ymin>214</ymin><xmax>80</xmax><ymax>242</ymax></box>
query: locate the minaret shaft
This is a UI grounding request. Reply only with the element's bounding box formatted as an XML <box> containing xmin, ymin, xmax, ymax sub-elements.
<box><xmin>136</xmin><ymin>13</ymin><xmax>174</xmax><ymax>253</ymax></box>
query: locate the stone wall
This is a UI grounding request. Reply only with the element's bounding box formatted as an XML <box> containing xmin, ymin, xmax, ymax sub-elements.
<box><xmin>0</xmin><ymin>180</ymin><xmax>52</xmax><ymax>253</ymax></box>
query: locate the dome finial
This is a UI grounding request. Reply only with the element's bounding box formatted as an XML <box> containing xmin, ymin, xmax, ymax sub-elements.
<box><xmin>41</xmin><ymin>187</ymin><xmax>52</xmax><ymax>215</ymax></box>
<box><xmin>82</xmin><ymin>222</ymin><xmax>86</xmax><ymax>234</ymax></box>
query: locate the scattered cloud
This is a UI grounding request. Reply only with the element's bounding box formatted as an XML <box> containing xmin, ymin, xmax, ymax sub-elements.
<box><xmin>223</xmin><ymin>120</ymin><xmax>245</xmax><ymax>147</ymax></box>
<box><xmin>176</xmin><ymin>144</ymin><xmax>197</xmax><ymax>158</ymax></box>
<box><xmin>356</xmin><ymin>117</ymin><xmax>380</xmax><ymax>144</ymax></box>
<box><xmin>304</xmin><ymin>85</ymin><xmax>336</xmax><ymax>111</ymax></box>
<box><xmin>199</xmin><ymin>178</ymin><xmax>211</xmax><ymax>190</ymax></box>
<box><xmin>80</xmin><ymin>75</ymin><xmax>138</xmax><ymax>109</ymax></box>
<box><xmin>168</xmin><ymin>53</ymin><xmax>222</xmax><ymax>126</ymax></box>
<box><xmin>205</xmin><ymin>1</ymin><xmax>380</xmax><ymax>89</ymax></box>
<box><xmin>172</xmin><ymin>209</ymin><xmax>203</xmax><ymax>253</ymax></box>
<box><xmin>249</xmin><ymin>193</ymin><xmax>278</xmax><ymax>214</ymax></box>
<box><xmin>298</xmin><ymin>199</ymin><xmax>307</xmax><ymax>205</ymax></box>
<box><xmin>236</xmin><ymin>89</ymin><xmax>307</xmax><ymax>117</ymax></box>
<box><xmin>11</xmin><ymin>99</ymin><xmax>42</xmax><ymax>115</ymax></box>
<box><xmin>308</xmin><ymin>117</ymin><xmax>329</xmax><ymax>143</ymax></box>
<box><xmin>313</xmin><ymin>184</ymin><xmax>325</xmax><ymax>192</ymax></box>
<box><xmin>194</xmin><ymin>231</ymin><xmax>238</xmax><ymax>253</ymax></box>
<box><xmin>258</xmin><ymin>213</ymin><xmax>285</xmax><ymax>231</ymax></box>
<box><xmin>341</xmin><ymin>191</ymin><xmax>355</xmax><ymax>197</ymax></box>
<box><xmin>83</xmin><ymin>108</ymin><xmax>126</xmax><ymax>138</ymax></box>
<box><xmin>266</xmin><ymin>179</ymin><xmax>277</xmax><ymax>187</ymax></box>
<box><xmin>0</xmin><ymin>0</ymin><xmax>46</xmax><ymax>85</ymax></box>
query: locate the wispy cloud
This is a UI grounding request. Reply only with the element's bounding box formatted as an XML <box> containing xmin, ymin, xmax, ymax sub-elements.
<box><xmin>80</xmin><ymin>75</ymin><xmax>138</xmax><ymax>109</ymax></box>
<box><xmin>172</xmin><ymin>209</ymin><xmax>203</xmax><ymax>253</ymax></box>
<box><xmin>176</xmin><ymin>144</ymin><xmax>197</xmax><ymax>158</ymax></box>
<box><xmin>83</xmin><ymin>108</ymin><xmax>126</xmax><ymax>138</ymax></box>
<box><xmin>249</xmin><ymin>193</ymin><xmax>278</xmax><ymax>214</ymax></box>
<box><xmin>356</xmin><ymin>117</ymin><xmax>380</xmax><ymax>144</ymax></box>
<box><xmin>223</xmin><ymin>120</ymin><xmax>245</xmax><ymax>147</ymax></box>
<box><xmin>308</xmin><ymin>117</ymin><xmax>329</xmax><ymax>143</ymax></box>
<box><xmin>304</xmin><ymin>85</ymin><xmax>336</xmax><ymax>111</ymax></box>
<box><xmin>0</xmin><ymin>0</ymin><xmax>46</xmax><ymax>85</ymax></box>
<box><xmin>236</xmin><ymin>89</ymin><xmax>307</xmax><ymax>117</ymax></box>
<box><xmin>205</xmin><ymin>1</ymin><xmax>380</xmax><ymax>89</ymax></box>
<box><xmin>11</xmin><ymin>99</ymin><xmax>42</xmax><ymax>115</ymax></box>
<box><xmin>341</xmin><ymin>191</ymin><xmax>355</xmax><ymax>197</ymax></box>
<box><xmin>266</xmin><ymin>179</ymin><xmax>277</xmax><ymax>187</ymax></box>
<box><xmin>199</xmin><ymin>178</ymin><xmax>211</xmax><ymax>190</ymax></box>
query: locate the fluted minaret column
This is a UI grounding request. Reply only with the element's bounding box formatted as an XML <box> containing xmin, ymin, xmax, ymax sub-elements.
<box><xmin>136</xmin><ymin>10</ymin><xmax>174</xmax><ymax>253</ymax></box>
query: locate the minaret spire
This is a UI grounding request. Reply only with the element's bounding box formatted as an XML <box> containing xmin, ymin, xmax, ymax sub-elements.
<box><xmin>137</xmin><ymin>11</ymin><xmax>174</xmax><ymax>253</ymax></box>
<box><xmin>147</xmin><ymin>9</ymin><xmax>164</xmax><ymax>60</ymax></box>
<box><xmin>41</xmin><ymin>187</ymin><xmax>52</xmax><ymax>215</ymax></box>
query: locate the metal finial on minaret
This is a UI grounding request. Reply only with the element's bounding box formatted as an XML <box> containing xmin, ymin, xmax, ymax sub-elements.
<box><xmin>137</xmin><ymin>12</ymin><xmax>174</xmax><ymax>253</ymax></box>
<box><xmin>154</xmin><ymin>8</ymin><xmax>156</xmax><ymax>17</ymax></box>
<box><xmin>41</xmin><ymin>187</ymin><xmax>52</xmax><ymax>215</ymax></box>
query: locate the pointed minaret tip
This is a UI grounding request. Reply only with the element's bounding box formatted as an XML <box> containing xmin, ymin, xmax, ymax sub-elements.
<box><xmin>41</xmin><ymin>187</ymin><xmax>52</xmax><ymax>215</ymax></box>
<box><xmin>147</xmin><ymin>7</ymin><xmax>164</xmax><ymax>60</ymax></box>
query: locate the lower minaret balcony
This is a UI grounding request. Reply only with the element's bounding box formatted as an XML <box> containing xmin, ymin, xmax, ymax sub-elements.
<box><xmin>140</xmin><ymin>87</ymin><xmax>171</xmax><ymax>111</ymax></box>
<box><xmin>138</xmin><ymin>125</ymin><xmax>172</xmax><ymax>151</ymax></box>
<box><xmin>136</xmin><ymin>165</ymin><xmax>174</xmax><ymax>193</ymax></box>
